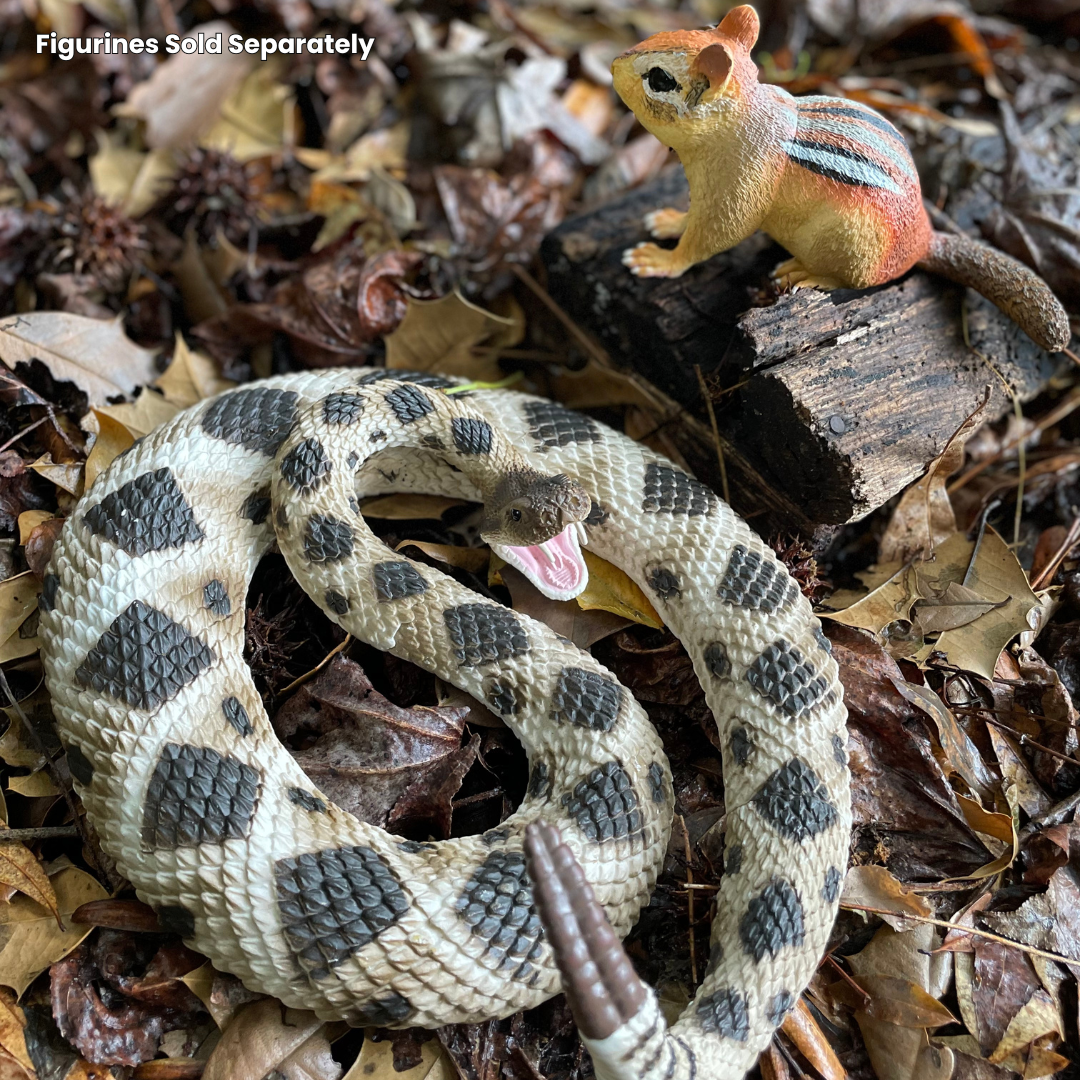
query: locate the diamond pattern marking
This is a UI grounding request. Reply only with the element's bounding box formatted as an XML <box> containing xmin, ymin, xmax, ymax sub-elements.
<box><xmin>550</xmin><ymin>667</ymin><xmax>623</xmax><ymax>732</ymax></box>
<box><xmin>84</xmin><ymin>468</ymin><xmax>204</xmax><ymax>557</ymax></box>
<box><xmin>76</xmin><ymin>601</ymin><xmax>214</xmax><ymax>711</ymax></box>
<box><xmin>456</xmin><ymin>851</ymin><xmax>543</xmax><ymax>981</ymax></box>
<box><xmin>289</xmin><ymin>787</ymin><xmax>328</xmax><ymax>813</ymax></box>
<box><xmin>697</xmin><ymin>987</ymin><xmax>749</xmax><ymax>1041</ymax></box>
<box><xmin>324</xmin><ymin>590</ymin><xmax>349</xmax><ymax>616</ymax></box>
<box><xmin>523</xmin><ymin>401</ymin><xmax>599</xmax><ymax>449</ymax></box>
<box><xmin>372</xmin><ymin>561</ymin><xmax>428</xmax><ymax>601</ymax></box>
<box><xmin>201</xmin><ymin>388</ymin><xmax>299</xmax><ymax>456</ymax></box>
<box><xmin>451</xmin><ymin>417</ymin><xmax>493</xmax><ymax>455</ymax></box>
<box><xmin>717</xmin><ymin>544</ymin><xmax>799</xmax><ymax>614</ymax></box>
<box><xmin>322</xmin><ymin>393</ymin><xmax>365</xmax><ymax>425</ymax></box>
<box><xmin>351</xmin><ymin>993</ymin><xmax>412</xmax><ymax>1026</ymax></box>
<box><xmin>641</xmin><ymin>463</ymin><xmax>716</xmax><ymax>516</ymax></box>
<box><xmin>303</xmin><ymin>515</ymin><xmax>354</xmax><ymax>563</ymax></box>
<box><xmin>203</xmin><ymin>579</ymin><xmax>230</xmax><ymax>616</ymax></box>
<box><xmin>740</xmin><ymin>880</ymin><xmax>805</xmax><ymax>962</ymax></box>
<box><xmin>275</xmin><ymin>845</ymin><xmax>410</xmax><ymax>979</ymax></box>
<box><xmin>752</xmin><ymin>758</ymin><xmax>839</xmax><ymax>842</ymax></box>
<box><xmin>142</xmin><ymin>744</ymin><xmax>260</xmax><ymax>849</ymax></box>
<box><xmin>222</xmin><ymin>696</ymin><xmax>253</xmax><ymax>737</ymax></box>
<box><xmin>385</xmin><ymin>384</ymin><xmax>435</xmax><ymax>424</ymax></box>
<box><xmin>443</xmin><ymin>604</ymin><xmax>529</xmax><ymax>666</ymax></box>
<box><xmin>745</xmin><ymin>640</ymin><xmax>829</xmax><ymax>719</ymax></box>
<box><xmin>704</xmin><ymin>641</ymin><xmax>731</xmax><ymax>679</ymax></box>
<box><xmin>240</xmin><ymin>489</ymin><xmax>271</xmax><ymax>525</ymax></box>
<box><xmin>561</xmin><ymin>761</ymin><xmax>642</xmax><ymax>843</ymax></box>
<box><xmin>648</xmin><ymin>566</ymin><xmax>682</xmax><ymax>600</ymax></box>
<box><xmin>279</xmin><ymin>437</ymin><xmax>331</xmax><ymax>496</ymax></box>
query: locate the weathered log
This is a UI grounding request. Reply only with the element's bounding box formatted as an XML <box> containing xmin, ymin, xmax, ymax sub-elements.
<box><xmin>540</xmin><ymin>171</ymin><xmax>1065</xmax><ymax>528</ymax></box>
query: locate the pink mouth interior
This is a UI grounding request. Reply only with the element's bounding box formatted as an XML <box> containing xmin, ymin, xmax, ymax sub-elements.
<box><xmin>506</xmin><ymin>526</ymin><xmax>585</xmax><ymax>597</ymax></box>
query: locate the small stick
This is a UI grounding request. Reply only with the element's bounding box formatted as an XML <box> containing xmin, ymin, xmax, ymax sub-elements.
<box><xmin>0</xmin><ymin>826</ymin><xmax>79</xmax><ymax>842</ymax></box>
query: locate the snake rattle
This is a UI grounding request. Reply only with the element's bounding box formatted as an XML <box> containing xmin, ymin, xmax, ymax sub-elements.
<box><xmin>39</xmin><ymin>368</ymin><xmax>850</xmax><ymax>1080</ymax></box>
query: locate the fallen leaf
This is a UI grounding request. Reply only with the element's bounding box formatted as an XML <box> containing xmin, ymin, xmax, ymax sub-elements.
<box><xmin>0</xmin><ymin>835</ymin><xmax>59</xmax><ymax>925</ymax></box>
<box><xmin>202</xmin><ymin>998</ymin><xmax>341</xmax><ymax>1080</ymax></box>
<box><xmin>841</xmin><ymin>864</ymin><xmax>933</xmax><ymax>929</ymax></box>
<box><xmin>384</xmin><ymin>292</ymin><xmax>521</xmax><ymax>382</ymax></box>
<box><xmin>180</xmin><ymin>962</ymin><xmax>262</xmax><ymax>1029</ymax></box>
<box><xmin>834</xmin><ymin>975</ymin><xmax>957</xmax><ymax>1028</ymax></box>
<box><xmin>0</xmin><ymin>866</ymin><xmax>109</xmax><ymax>996</ymax></box>
<box><xmin>16</xmin><ymin>511</ymin><xmax>51</xmax><ymax>547</ymax></box>
<box><xmin>84</xmin><ymin>409</ymin><xmax>135</xmax><ymax>489</ymax></box>
<box><xmin>199</xmin><ymin>62</ymin><xmax>291</xmax><ymax>162</ymax></box>
<box><xmin>989</xmin><ymin>988</ymin><xmax>1062</xmax><ymax>1065</ymax></box>
<box><xmin>155</xmin><ymin>335</ymin><xmax>234</xmax><ymax>409</ymax></box>
<box><xmin>6</xmin><ymin>771</ymin><xmax>61</xmax><ymax>798</ymax></box>
<box><xmin>0</xmin><ymin>313</ymin><xmax>158</xmax><ymax>408</ymax></box>
<box><xmin>360</xmin><ymin>494</ymin><xmax>465</xmax><ymax>520</ymax></box>
<box><xmin>343</xmin><ymin>1035</ymin><xmax>455</xmax><ymax>1079</ymax></box>
<box><xmin>0</xmin><ymin>990</ymin><xmax>32</xmax><ymax>1077</ymax></box>
<box><xmin>396</xmin><ymin>540</ymin><xmax>489</xmax><ymax>574</ymax></box>
<box><xmin>0</xmin><ymin>574</ymin><xmax>41</xmax><ymax>657</ymax></box>
<box><xmin>576</xmin><ymin>550</ymin><xmax>663</xmax><ymax>629</ymax></box>
<box><xmin>97</xmin><ymin>389</ymin><xmax>180</xmax><ymax>440</ymax></box>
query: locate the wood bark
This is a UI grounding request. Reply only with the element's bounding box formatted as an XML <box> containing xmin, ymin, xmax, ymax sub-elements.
<box><xmin>539</xmin><ymin>170</ymin><xmax>1064</xmax><ymax>527</ymax></box>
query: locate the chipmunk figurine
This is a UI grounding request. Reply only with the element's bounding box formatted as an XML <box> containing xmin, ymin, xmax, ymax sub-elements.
<box><xmin>611</xmin><ymin>5</ymin><xmax>1071</xmax><ymax>352</ymax></box>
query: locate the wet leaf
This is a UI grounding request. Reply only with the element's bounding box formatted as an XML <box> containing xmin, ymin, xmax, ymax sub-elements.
<box><xmin>202</xmin><ymin>998</ymin><xmax>341</xmax><ymax>1080</ymax></box>
<box><xmin>357</xmin><ymin>251</ymin><xmax>425</xmax><ymax>339</ymax></box>
<box><xmin>0</xmin><ymin>313</ymin><xmax>158</xmax><ymax>409</ymax></box>
<box><xmin>0</xmin><ymin>866</ymin><xmax>108</xmax><ymax>996</ymax></box>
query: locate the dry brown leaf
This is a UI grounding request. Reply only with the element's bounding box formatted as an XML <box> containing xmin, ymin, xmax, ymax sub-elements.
<box><xmin>342</xmin><ymin>1036</ymin><xmax>455</xmax><ymax>1079</ymax></box>
<box><xmin>0</xmin><ymin>866</ymin><xmax>108</xmax><ymax>996</ymax></box>
<box><xmin>0</xmin><ymin>313</ymin><xmax>158</xmax><ymax>409</ymax></box>
<box><xmin>202</xmin><ymin>999</ymin><xmax>341</xmax><ymax>1080</ymax></box>
<box><xmin>909</xmin><ymin>578</ymin><xmax>1006</xmax><ymax>636</ymax></box>
<box><xmin>16</xmin><ymin>511</ymin><xmax>51</xmax><ymax>546</ymax></box>
<box><xmin>990</xmin><ymin>988</ymin><xmax>1062</xmax><ymax>1064</ymax></box>
<box><xmin>780</xmin><ymin>998</ymin><xmax>846</xmax><ymax>1080</ymax></box>
<box><xmin>822</xmin><ymin>564</ymin><xmax>913</xmax><ymax>637</ymax></box>
<box><xmin>97</xmin><ymin>390</ymin><xmax>180</xmax><ymax>440</ymax></box>
<box><xmin>384</xmin><ymin>292</ymin><xmax>521</xmax><ymax>382</ymax></box>
<box><xmin>0</xmin><ymin>574</ymin><xmax>40</xmax><ymax>657</ymax></box>
<box><xmin>181</xmin><ymin>962</ymin><xmax>262</xmax><ymax>1030</ymax></box>
<box><xmin>28</xmin><ymin>454</ymin><xmax>81</xmax><ymax>496</ymax></box>
<box><xmin>0</xmin><ymin>834</ymin><xmax>59</xmax><ymax>925</ymax></box>
<box><xmin>84</xmin><ymin>409</ymin><xmax>136</xmax><ymax>489</ymax></box>
<box><xmin>360</xmin><ymin>494</ymin><xmax>465</xmax><ymax>520</ymax></box>
<box><xmin>837</xmin><ymin>975</ymin><xmax>958</xmax><ymax>1028</ymax></box>
<box><xmin>0</xmin><ymin>990</ymin><xmax>32</xmax><ymax>1076</ymax></box>
<box><xmin>155</xmin><ymin>336</ymin><xmax>234</xmax><ymax>409</ymax></box>
<box><xmin>986</xmin><ymin>726</ymin><xmax>1051</xmax><ymax>819</ymax></box>
<box><xmin>115</xmin><ymin>23</ymin><xmax>252</xmax><ymax>150</ymax></box>
<box><xmin>395</xmin><ymin>540</ymin><xmax>489</xmax><ymax>574</ymax></box>
<box><xmin>841</xmin><ymin>865</ymin><xmax>933</xmax><ymax>929</ymax></box>
<box><xmin>6</xmin><ymin>771</ymin><xmax>61</xmax><ymax>798</ymax></box>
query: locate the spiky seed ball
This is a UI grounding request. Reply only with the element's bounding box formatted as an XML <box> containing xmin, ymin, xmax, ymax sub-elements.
<box><xmin>157</xmin><ymin>148</ymin><xmax>263</xmax><ymax>244</ymax></box>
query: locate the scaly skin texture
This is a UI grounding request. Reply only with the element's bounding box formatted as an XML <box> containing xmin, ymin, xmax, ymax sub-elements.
<box><xmin>38</xmin><ymin>369</ymin><xmax>850</xmax><ymax>1079</ymax></box>
<box><xmin>612</xmin><ymin>5</ymin><xmax>1071</xmax><ymax>352</ymax></box>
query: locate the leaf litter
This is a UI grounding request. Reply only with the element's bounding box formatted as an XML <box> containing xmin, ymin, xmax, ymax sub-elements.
<box><xmin>1</xmin><ymin>0</ymin><xmax>1080</xmax><ymax>1078</ymax></box>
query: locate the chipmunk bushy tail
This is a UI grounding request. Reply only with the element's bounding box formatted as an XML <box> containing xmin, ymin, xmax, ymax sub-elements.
<box><xmin>919</xmin><ymin>231</ymin><xmax>1071</xmax><ymax>353</ymax></box>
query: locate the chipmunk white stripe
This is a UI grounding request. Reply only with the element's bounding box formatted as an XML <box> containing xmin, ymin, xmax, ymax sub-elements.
<box><xmin>781</xmin><ymin>139</ymin><xmax>903</xmax><ymax>194</ymax></box>
<box><xmin>794</xmin><ymin>115</ymin><xmax>917</xmax><ymax>182</ymax></box>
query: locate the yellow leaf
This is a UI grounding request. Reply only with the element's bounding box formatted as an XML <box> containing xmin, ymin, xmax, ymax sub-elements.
<box><xmin>28</xmin><ymin>454</ymin><xmax>81</xmax><ymax>496</ymax></box>
<box><xmin>155</xmin><ymin>335</ymin><xmax>234</xmax><ymax>408</ymax></box>
<box><xmin>0</xmin><ymin>866</ymin><xmax>108</xmax><ymax>996</ymax></box>
<box><xmin>576</xmin><ymin>551</ymin><xmax>663</xmax><ymax>628</ymax></box>
<box><xmin>200</xmin><ymin>63</ymin><xmax>291</xmax><ymax>161</ymax></box>
<box><xmin>989</xmin><ymin>988</ymin><xmax>1062</xmax><ymax>1064</ymax></box>
<box><xmin>822</xmin><ymin>564</ymin><xmax>915</xmax><ymax>637</ymax></box>
<box><xmin>395</xmin><ymin>540</ymin><xmax>489</xmax><ymax>573</ymax></box>
<box><xmin>360</xmin><ymin>494</ymin><xmax>465</xmax><ymax>520</ymax></box>
<box><xmin>88</xmin><ymin>129</ymin><xmax>149</xmax><ymax>207</ymax></box>
<box><xmin>0</xmin><ymin>574</ymin><xmax>40</xmax><ymax>654</ymax></box>
<box><xmin>841</xmin><ymin>865</ymin><xmax>933</xmax><ymax>930</ymax></box>
<box><xmin>0</xmin><ymin>833</ymin><xmax>60</xmax><ymax>924</ymax></box>
<box><xmin>16</xmin><ymin>511</ymin><xmax>51</xmax><ymax>546</ymax></box>
<box><xmin>343</xmin><ymin>1035</ymin><xmax>455</xmax><ymax>1079</ymax></box>
<box><xmin>97</xmin><ymin>389</ymin><xmax>180</xmax><ymax>439</ymax></box>
<box><xmin>384</xmin><ymin>292</ymin><xmax>522</xmax><ymax>382</ymax></box>
<box><xmin>84</xmin><ymin>409</ymin><xmax>135</xmax><ymax>489</ymax></box>
<box><xmin>7</xmin><ymin>771</ymin><xmax>61</xmax><ymax>799</ymax></box>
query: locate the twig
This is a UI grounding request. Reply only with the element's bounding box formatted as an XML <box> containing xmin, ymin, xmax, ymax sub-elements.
<box><xmin>1030</xmin><ymin>512</ymin><xmax>1080</xmax><ymax>590</ymax></box>
<box><xmin>680</xmin><ymin>817</ymin><xmax>697</xmax><ymax>985</ymax></box>
<box><xmin>841</xmin><ymin>901</ymin><xmax>1079</xmax><ymax>965</ymax></box>
<box><xmin>0</xmin><ymin>826</ymin><xmax>80</xmax><ymax>841</ymax></box>
<box><xmin>0</xmin><ymin>416</ymin><xmax>50</xmax><ymax>457</ymax></box>
<box><xmin>510</xmin><ymin>265</ymin><xmax>611</xmax><ymax>369</ymax></box>
<box><xmin>277</xmin><ymin>634</ymin><xmax>352</xmax><ymax>695</ymax></box>
<box><xmin>694</xmin><ymin>365</ymin><xmax>729</xmax><ymax>505</ymax></box>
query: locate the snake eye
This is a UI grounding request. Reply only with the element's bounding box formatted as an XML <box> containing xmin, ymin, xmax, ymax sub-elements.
<box><xmin>511</xmin><ymin>508</ymin><xmax>522</xmax><ymax>522</ymax></box>
<box><xmin>646</xmin><ymin>67</ymin><xmax>679</xmax><ymax>93</ymax></box>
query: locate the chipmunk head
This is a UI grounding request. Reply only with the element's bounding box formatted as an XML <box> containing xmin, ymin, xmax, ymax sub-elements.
<box><xmin>612</xmin><ymin>5</ymin><xmax>760</xmax><ymax>145</ymax></box>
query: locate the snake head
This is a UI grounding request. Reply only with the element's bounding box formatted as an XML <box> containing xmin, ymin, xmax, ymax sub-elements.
<box><xmin>481</xmin><ymin>469</ymin><xmax>592</xmax><ymax>602</ymax></box>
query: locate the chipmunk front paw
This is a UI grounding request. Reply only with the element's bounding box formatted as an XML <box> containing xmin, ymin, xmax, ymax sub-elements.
<box><xmin>643</xmin><ymin>208</ymin><xmax>688</xmax><ymax>240</ymax></box>
<box><xmin>622</xmin><ymin>242</ymin><xmax>689</xmax><ymax>278</ymax></box>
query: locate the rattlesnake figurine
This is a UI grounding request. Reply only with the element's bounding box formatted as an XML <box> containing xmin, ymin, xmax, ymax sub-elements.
<box><xmin>39</xmin><ymin>367</ymin><xmax>850</xmax><ymax>1080</ymax></box>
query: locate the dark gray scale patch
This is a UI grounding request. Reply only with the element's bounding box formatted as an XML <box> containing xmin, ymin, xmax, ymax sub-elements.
<box><xmin>527</xmin><ymin>763</ymin><xmax>551</xmax><ymax>800</ymax></box>
<box><xmin>704</xmin><ymin>642</ymin><xmax>731</xmax><ymax>679</ymax></box>
<box><xmin>753</xmin><ymin>758</ymin><xmax>839</xmax><ymax>842</ymax></box>
<box><xmin>241</xmin><ymin>489</ymin><xmax>271</xmax><ymax>525</ymax></box>
<box><xmin>444</xmin><ymin>604</ymin><xmax>529</xmax><ymax>666</ymax></box>
<box><xmin>222</xmin><ymin>696</ymin><xmax>253</xmax><ymax>737</ymax></box>
<box><xmin>359</xmin><ymin>369</ymin><xmax>456</xmax><ymax>390</ymax></box>
<box><xmin>325</xmin><ymin>590</ymin><xmax>349</xmax><ymax>616</ymax></box>
<box><xmin>561</xmin><ymin>761</ymin><xmax>642</xmax><ymax>844</ymax></box>
<box><xmin>397</xmin><ymin>839</ymin><xmax>436</xmax><ymax>854</ymax></box>
<box><xmin>551</xmin><ymin>667</ymin><xmax>623</xmax><ymax>732</ymax></box>
<box><xmin>486</xmin><ymin>678</ymin><xmax>518</xmax><ymax>716</ymax></box>
<box><xmin>833</xmin><ymin>733</ymin><xmax>848</xmax><ymax>767</ymax></box>
<box><xmin>740</xmin><ymin>880</ymin><xmax>805</xmax><ymax>962</ymax></box>
<box><xmin>279</xmin><ymin>437</ymin><xmax>331</xmax><ymax>495</ymax></box>
<box><xmin>142</xmin><ymin>744</ymin><xmax>260</xmax><ymax>849</ymax></box>
<box><xmin>303</xmin><ymin>514</ymin><xmax>354</xmax><ymax>563</ymax></box>
<box><xmin>39</xmin><ymin>574</ymin><xmax>59</xmax><ymax>613</ymax></box>
<box><xmin>767</xmin><ymin>990</ymin><xmax>795</xmax><ymax>1027</ymax></box>
<box><xmin>275</xmin><ymin>845</ymin><xmax>409</xmax><ymax>979</ymax></box>
<box><xmin>641</xmin><ymin>463</ymin><xmax>716</xmax><ymax>516</ymax></box>
<box><xmin>204</xmin><ymin>579</ymin><xmax>230</xmax><ymax>616</ymax></box>
<box><xmin>814</xmin><ymin>624</ymin><xmax>833</xmax><ymax>654</ymax></box>
<box><xmin>697</xmin><ymin>987</ymin><xmax>749</xmax><ymax>1041</ymax></box>
<box><xmin>482</xmin><ymin>828</ymin><xmax>510</xmax><ymax>846</ymax></box>
<box><xmin>373</xmin><ymin>561</ymin><xmax>428</xmax><ymax>601</ymax></box>
<box><xmin>76</xmin><ymin>600</ymin><xmax>214</xmax><ymax>711</ymax></box>
<box><xmin>725</xmin><ymin>844</ymin><xmax>743</xmax><ymax>875</ymax></box>
<box><xmin>647</xmin><ymin>761</ymin><xmax>666</xmax><ymax>803</ymax></box>
<box><xmin>745</xmin><ymin>640</ymin><xmax>829</xmax><ymax>719</ymax></box>
<box><xmin>351</xmin><ymin>992</ymin><xmax>412</xmax><ymax>1027</ymax></box>
<box><xmin>385</xmin><ymin>384</ymin><xmax>435</xmax><ymax>424</ymax></box>
<box><xmin>585</xmin><ymin>500</ymin><xmax>609</xmax><ymax>527</ymax></box>
<box><xmin>84</xmin><ymin>468</ymin><xmax>204</xmax><ymax>557</ymax></box>
<box><xmin>348</xmin><ymin>497</ymin><xmax>361</xmax><ymax>516</ymax></box>
<box><xmin>716</xmin><ymin>544</ymin><xmax>798</xmax><ymax>614</ymax></box>
<box><xmin>455</xmin><ymin>850</ymin><xmax>543</xmax><ymax>980</ymax></box>
<box><xmin>823</xmin><ymin>866</ymin><xmax>842</xmax><ymax>903</ymax></box>
<box><xmin>275</xmin><ymin>506</ymin><xmax>288</xmax><ymax>532</ymax></box>
<box><xmin>346</xmin><ymin>451</ymin><xmax>360</xmax><ymax>472</ymax></box>
<box><xmin>289</xmin><ymin>787</ymin><xmax>328</xmax><ymax>814</ymax></box>
<box><xmin>731</xmin><ymin>727</ymin><xmax>753</xmax><ymax>767</ymax></box>
<box><xmin>648</xmin><ymin>566</ymin><xmax>682</xmax><ymax>601</ymax></box>
<box><xmin>66</xmin><ymin>742</ymin><xmax>94</xmax><ymax>785</ymax></box>
<box><xmin>322</xmin><ymin>393</ymin><xmax>365</xmax><ymax>426</ymax></box>
<box><xmin>523</xmin><ymin>401</ymin><xmax>599</xmax><ymax>449</ymax></box>
<box><xmin>451</xmin><ymin>417</ymin><xmax>493</xmax><ymax>455</ymax></box>
<box><xmin>156</xmin><ymin>904</ymin><xmax>196</xmax><ymax>938</ymax></box>
<box><xmin>201</xmin><ymin>388</ymin><xmax>299</xmax><ymax>456</ymax></box>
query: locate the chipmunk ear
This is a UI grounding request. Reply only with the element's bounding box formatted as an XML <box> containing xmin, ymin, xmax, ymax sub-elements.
<box><xmin>716</xmin><ymin>4</ymin><xmax>760</xmax><ymax>50</ymax></box>
<box><xmin>694</xmin><ymin>42</ymin><xmax>732</xmax><ymax>87</ymax></box>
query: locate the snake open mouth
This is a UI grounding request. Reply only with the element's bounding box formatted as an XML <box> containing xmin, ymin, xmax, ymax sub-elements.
<box><xmin>495</xmin><ymin>521</ymin><xmax>589</xmax><ymax>602</ymax></box>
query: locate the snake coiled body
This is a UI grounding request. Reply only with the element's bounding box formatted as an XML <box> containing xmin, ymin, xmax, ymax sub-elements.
<box><xmin>39</xmin><ymin>368</ymin><xmax>850</xmax><ymax>1079</ymax></box>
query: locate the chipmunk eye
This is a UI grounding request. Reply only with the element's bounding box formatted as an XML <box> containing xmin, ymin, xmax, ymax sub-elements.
<box><xmin>646</xmin><ymin>67</ymin><xmax>679</xmax><ymax>93</ymax></box>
